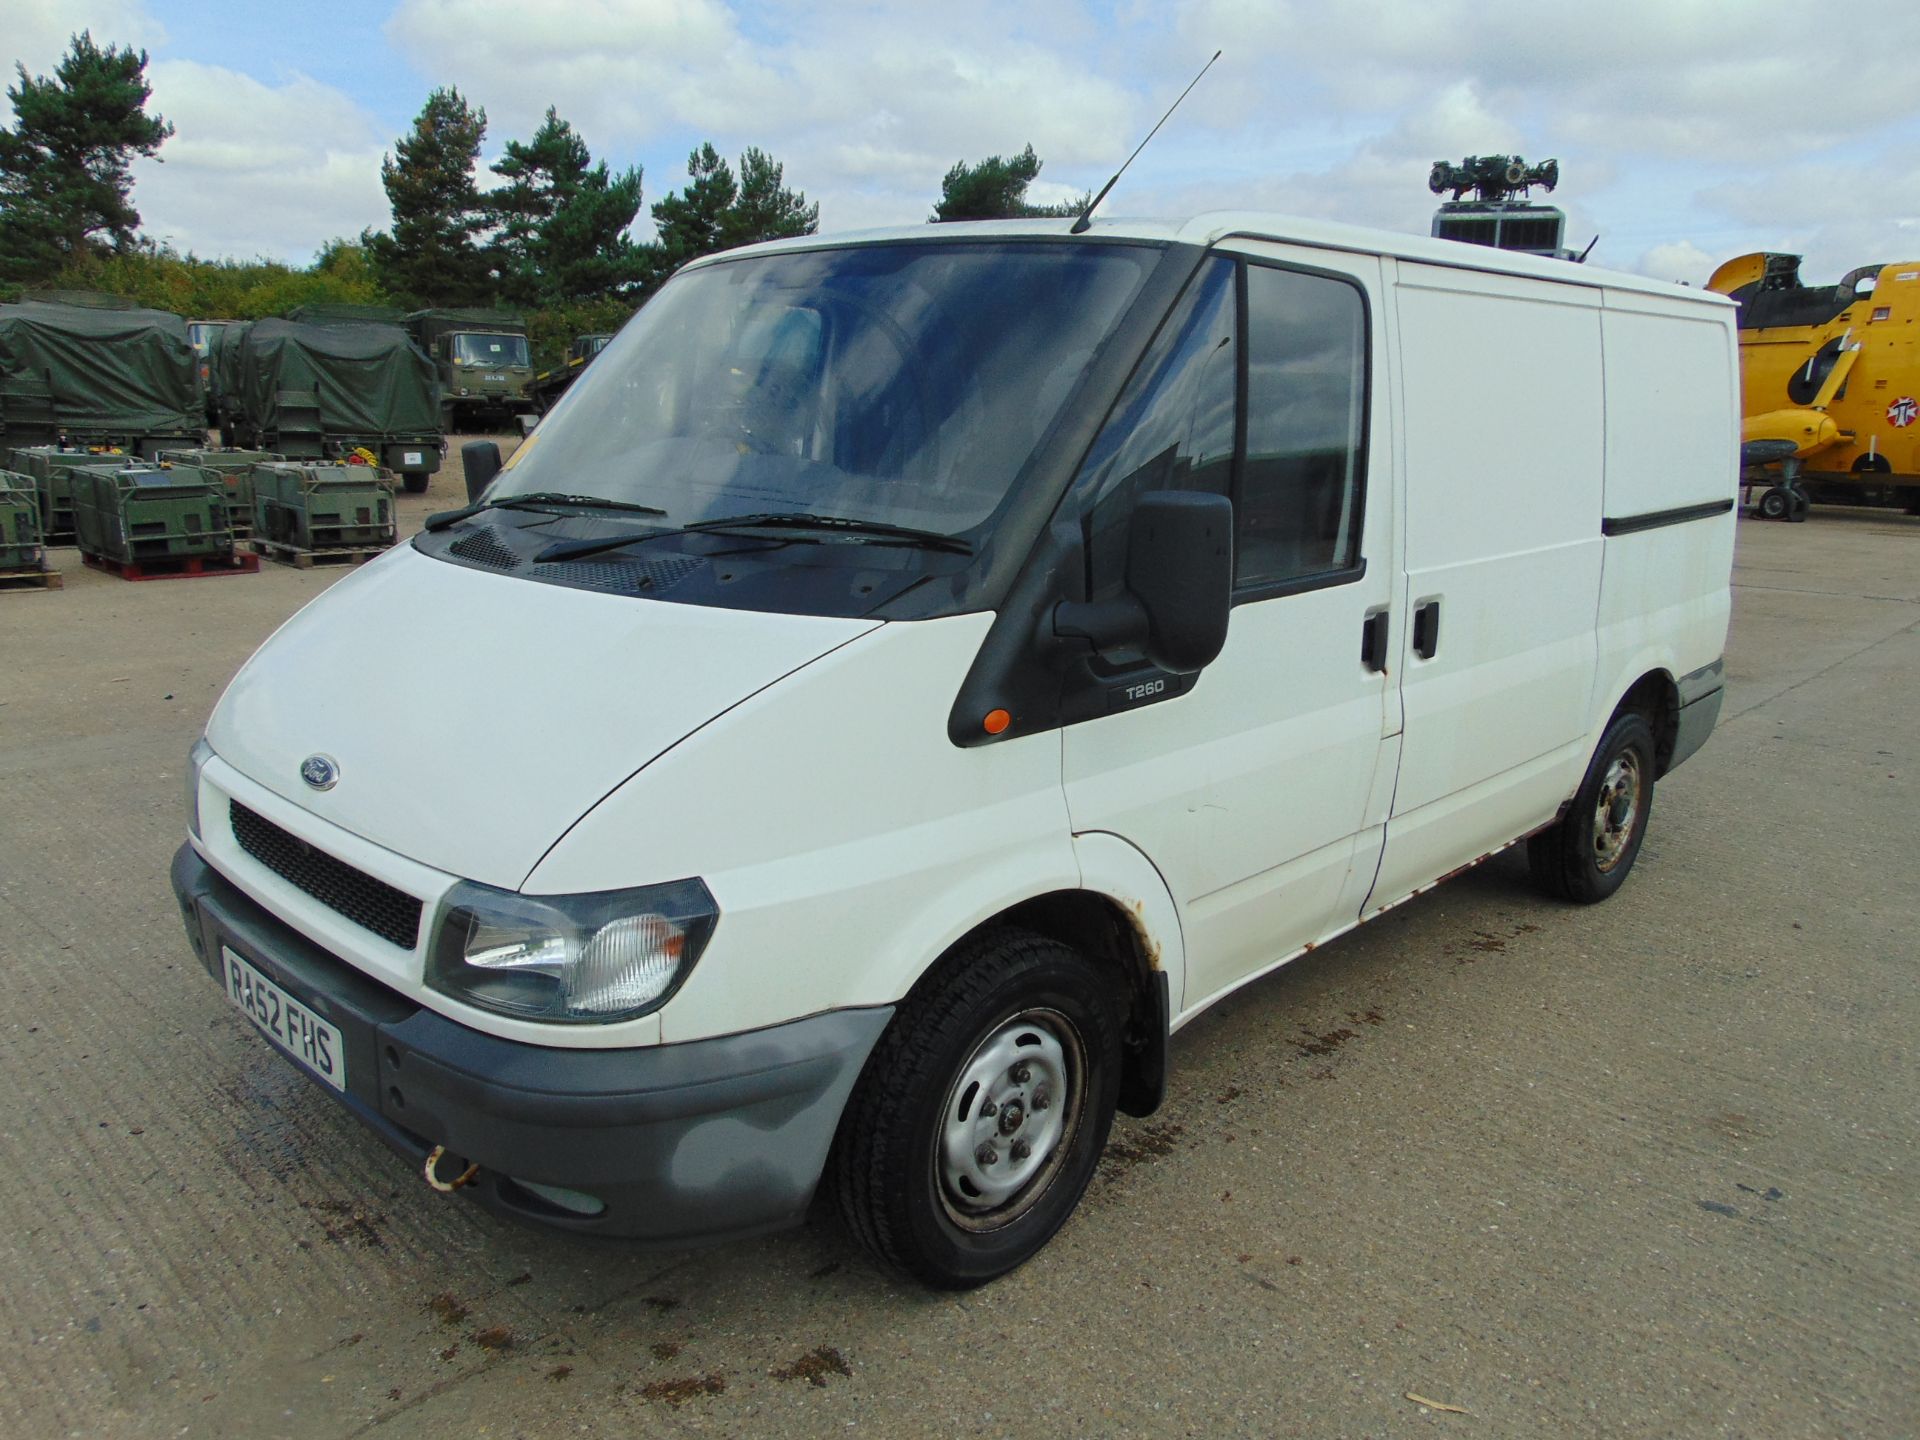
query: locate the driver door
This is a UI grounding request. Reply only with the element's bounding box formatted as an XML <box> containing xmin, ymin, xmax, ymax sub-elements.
<box><xmin>1062</xmin><ymin>244</ymin><xmax>1401</xmax><ymax>1016</ymax></box>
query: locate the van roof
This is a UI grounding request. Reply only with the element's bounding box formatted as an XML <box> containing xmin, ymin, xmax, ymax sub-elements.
<box><xmin>694</xmin><ymin>212</ymin><xmax>1731</xmax><ymax>308</ymax></box>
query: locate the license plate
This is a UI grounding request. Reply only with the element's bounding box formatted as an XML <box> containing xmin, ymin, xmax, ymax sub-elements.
<box><xmin>221</xmin><ymin>946</ymin><xmax>346</xmax><ymax>1091</ymax></box>
<box><xmin>402</xmin><ymin>451</ymin><xmax>423</xmax><ymax>466</ymax></box>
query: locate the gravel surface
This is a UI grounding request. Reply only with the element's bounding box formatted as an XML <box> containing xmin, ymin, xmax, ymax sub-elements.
<box><xmin>1</xmin><ymin>478</ymin><xmax>1914</xmax><ymax>1439</ymax></box>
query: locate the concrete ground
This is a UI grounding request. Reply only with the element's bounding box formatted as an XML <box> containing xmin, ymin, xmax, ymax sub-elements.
<box><xmin>0</xmin><ymin>476</ymin><xmax>1914</xmax><ymax>1439</ymax></box>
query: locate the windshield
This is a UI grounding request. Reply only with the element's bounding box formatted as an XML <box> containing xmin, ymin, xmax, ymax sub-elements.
<box><xmin>453</xmin><ymin>333</ymin><xmax>530</xmax><ymax>367</ymax></box>
<box><xmin>496</xmin><ymin>241</ymin><xmax>1157</xmax><ymax>537</ymax></box>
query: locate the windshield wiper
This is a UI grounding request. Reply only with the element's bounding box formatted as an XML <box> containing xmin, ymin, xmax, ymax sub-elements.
<box><xmin>533</xmin><ymin>511</ymin><xmax>973</xmax><ymax>564</ymax></box>
<box><xmin>423</xmin><ymin>492</ymin><xmax>668</xmax><ymax>532</ymax></box>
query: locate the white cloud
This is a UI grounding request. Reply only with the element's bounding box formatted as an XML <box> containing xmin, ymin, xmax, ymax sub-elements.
<box><xmin>0</xmin><ymin>0</ymin><xmax>166</xmax><ymax>80</ymax></box>
<box><xmin>384</xmin><ymin>0</ymin><xmax>1139</xmax><ymax>232</ymax></box>
<box><xmin>130</xmin><ymin>61</ymin><xmax>389</xmax><ymax>263</ymax></box>
<box><xmin>1637</xmin><ymin>240</ymin><xmax>1717</xmax><ymax>287</ymax></box>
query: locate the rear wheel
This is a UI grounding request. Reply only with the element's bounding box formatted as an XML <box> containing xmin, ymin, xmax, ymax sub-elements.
<box><xmin>402</xmin><ymin>473</ymin><xmax>429</xmax><ymax>495</ymax></box>
<box><xmin>1528</xmin><ymin>711</ymin><xmax>1657</xmax><ymax>904</ymax></box>
<box><xmin>831</xmin><ymin>927</ymin><xmax>1122</xmax><ymax>1289</ymax></box>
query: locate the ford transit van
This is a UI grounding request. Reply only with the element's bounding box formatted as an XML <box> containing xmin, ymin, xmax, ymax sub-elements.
<box><xmin>171</xmin><ymin>214</ymin><xmax>1737</xmax><ymax>1288</ymax></box>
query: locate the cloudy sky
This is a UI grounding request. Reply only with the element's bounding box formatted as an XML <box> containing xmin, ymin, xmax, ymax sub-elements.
<box><xmin>9</xmin><ymin>0</ymin><xmax>1920</xmax><ymax>287</ymax></box>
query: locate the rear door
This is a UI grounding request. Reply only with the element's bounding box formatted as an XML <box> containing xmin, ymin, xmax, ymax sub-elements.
<box><xmin>1062</xmin><ymin>243</ymin><xmax>1400</xmax><ymax>1016</ymax></box>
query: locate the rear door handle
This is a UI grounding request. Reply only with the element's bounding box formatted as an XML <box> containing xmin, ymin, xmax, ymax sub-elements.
<box><xmin>1361</xmin><ymin>608</ymin><xmax>1389</xmax><ymax>672</ymax></box>
<box><xmin>1412</xmin><ymin>599</ymin><xmax>1441</xmax><ymax>659</ymax></box>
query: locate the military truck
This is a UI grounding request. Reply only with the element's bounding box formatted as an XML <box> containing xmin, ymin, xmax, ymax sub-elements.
<box><xmin>221</xmin><ymin>317</ymin><xmax>443</xmax><ymax>493</ymax></box>
<box><xmin>531</xmin><ymin>332</ymin><xmax>615</xmax><ymax>410</ymax></box>
<box><xmin>251</xmin><ymin>461</ymin><xmax>395</xmax><ymax>557</ymax></box>
<box><xmin>70</xmin><ymin>459</ymin><xmax>241</xmax><ymax>574</ymax></box>
<box><xmin>0</xmin><ymin>296</ymin><xmax>203</xmax><ymax>458</ymax></box>
<box><xmin>404</xmin><ymin>309</ymin><xmax>534</xmax><ymax>431</ymax></box>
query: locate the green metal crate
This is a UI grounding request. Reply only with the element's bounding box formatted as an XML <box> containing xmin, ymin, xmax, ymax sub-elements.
<box><xmin>0</xmin><ymin>469</ymin><xmax>44</xmax><ymax>570</ymax></box>
<box><xmin>251</xmin><ymin>462</ymin><xmax>395</xmax><ymax>552</ymax></box>
<box><xmin>6</xmin><ymin>445</ymin><xmax>133</xmax><ymax>541</ymax></box>
<box><xmin>155</xmin><ymin>447</ymin><xmax>279</xmax><ymax>535</ymax></box>
<box><xmin>70</xmin><ymin>461</ymin><xmax>234</xmax><ymax>566</ymax></box>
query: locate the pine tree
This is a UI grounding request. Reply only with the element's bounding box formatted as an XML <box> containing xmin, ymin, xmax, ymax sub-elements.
<box><xmin>643</xmin><ymin>143</ymin><xmax>819</xmax><ymax>290</ymax></box>
<box><xmin>488</xmin><ymin>108</ymin><xmax>645</xmax><ymax>305</ymax></box>
<box><xmin>646</xmin><ymin>143</ymin><xmax>738</xmax><ymax>282</ymax></box>
<box><xmin>931</xmin><ymin>144</ymin><xmax>1084</xmax><ymax>222</ymax></box>
<box><xmin>366</xmin><ymin>88</ymin><xmax>492</xmax><ymax>307</ymax></box>
<box><xmin>0</xmin><ymin>32</ymin><xmax>173</xmax><ymax>283</ymax></box>
<box><xmin>722</xmin><ymin>147</ymin><xmax>819</xmax><ymax>249</ymax></box>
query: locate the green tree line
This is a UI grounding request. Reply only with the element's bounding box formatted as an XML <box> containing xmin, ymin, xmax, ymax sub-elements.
<box><xmin>2</xmin><ymin>32</ymin><xmax>1086</xmax><ymax>368</ymax></box>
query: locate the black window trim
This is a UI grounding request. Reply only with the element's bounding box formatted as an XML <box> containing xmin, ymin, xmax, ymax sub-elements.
<box><xmin>1228</xmin><ymin>252</ymin><xmax>1375</xmax><ymax>607</ymax></box>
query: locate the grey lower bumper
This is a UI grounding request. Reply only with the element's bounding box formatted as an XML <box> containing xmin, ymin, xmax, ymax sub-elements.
<box><xmin>171</xmin><ymin>844</ymin><xmax>891</xmax><ymax>1245</ymax></box>
<box><xmin>1667</xmin><ymin>658</ymin><xmax>1725</xmax><ymax>775</ymax></box>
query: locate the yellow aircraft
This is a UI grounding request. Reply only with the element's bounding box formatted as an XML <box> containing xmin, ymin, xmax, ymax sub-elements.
<box><xmin>1708</xmin><ymin>252</ymin><xmax>1920</xmax><ymax>517</ymax></box>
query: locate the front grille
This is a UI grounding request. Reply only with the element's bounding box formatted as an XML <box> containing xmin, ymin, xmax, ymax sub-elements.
<box><xmin>230</xmin><ymin>800</ymin><xmax>422</xmax><ymax>950</ymax></box>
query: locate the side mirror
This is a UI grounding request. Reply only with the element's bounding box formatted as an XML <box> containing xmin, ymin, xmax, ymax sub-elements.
<box><xmin>1053</xmin><ymin>491</ymin><xmax>1232</xmax><ymax>674</ymax></box>
<box><xmin>461</xmin><ymin>440</ymin><xmax>502</xmax><ymax>503</ymax></box>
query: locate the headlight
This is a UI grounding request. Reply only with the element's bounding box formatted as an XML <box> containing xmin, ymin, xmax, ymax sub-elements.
<box><xmin>426</xmin><ymin>879</ymin><xmax>719</xmax><ymax>1023</ymax></box>
<box><xmin>186</xmin><ymin>737</ymin><xmax>214</xmax><ymax>840</ymax></box>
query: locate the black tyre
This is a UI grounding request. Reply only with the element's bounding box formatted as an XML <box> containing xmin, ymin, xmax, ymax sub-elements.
<box><xmin>1757</xmin><ymin>486</ymin><xmax>1790</xmax><ymax>520</ymax></box>
<box><xmin>831</xmin><ymin>927</ymin><xmax>1122</xmax><ymax>1289</ymax></box>
<box><xmin>402</xmin><ymin>473</ymin><xmax>429</xmax><ymax>495</ymax></box>
<box><xmin>1787</xmin><ymin>492</ymin><xmax>1810</xmax><ymax>522</ymax></box>
<box><xmin>1528</xmin><ymin>711</ymin><xmax>1657</xmax><ymax>904</ymax></box>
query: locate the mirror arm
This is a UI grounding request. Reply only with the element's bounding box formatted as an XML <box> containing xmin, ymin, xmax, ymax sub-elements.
<box><xmin>1051</xmin><ymin>596</ymin><xmax>1149</xmax><ymax>653</ymax></box>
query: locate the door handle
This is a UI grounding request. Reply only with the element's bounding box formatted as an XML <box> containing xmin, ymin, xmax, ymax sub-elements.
<box><xmin>1360</xmin><ymin>608</ymin><xmax>1389</xmax><ymax>672</ymax></box>
<box><xmin>1412</xmin><ymin>599</ymin><xmax>1441</xmax><ymax>659</ymax></box>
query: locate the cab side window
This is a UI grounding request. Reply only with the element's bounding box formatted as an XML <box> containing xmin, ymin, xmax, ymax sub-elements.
<box><xmin>1238</xmin><ymin>264</ymin><xmax>1368</xmax><ymax>590</ymax></box>
<box><xmin>1076</xmin><ymin>255</ymin><xmax>1237</xmax><ymax>603</ymax></box>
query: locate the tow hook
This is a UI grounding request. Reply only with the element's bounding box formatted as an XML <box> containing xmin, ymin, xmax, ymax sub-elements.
<box><xmin>424</xmin><ymin>1144</ymin><xmax>479</xmax><ymax>1193</ymax></box>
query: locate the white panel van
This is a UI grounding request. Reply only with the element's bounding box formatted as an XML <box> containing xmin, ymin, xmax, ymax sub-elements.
<box><xmin>171</xmin><ymin>214</ymin><xmax>1737</xmax><ymax>1288</ymax></box>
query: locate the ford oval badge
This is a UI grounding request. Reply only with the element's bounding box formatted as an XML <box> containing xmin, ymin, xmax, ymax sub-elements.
<box><xmin>300</xmin><ymin>754</ymin><xmax>339</xmax><ymax>791</ymax></box>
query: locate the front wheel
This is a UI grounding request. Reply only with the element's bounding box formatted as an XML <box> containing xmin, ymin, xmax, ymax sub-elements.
<box><xmin>830</xmin><ymin>927</ymin><xmax>1122</xmax><ymax>1289</ymax></box>
<box><xmin>1528</xmin><ymin>711</ymin><xmax>1657</xmax><ymax>904</ymax></box>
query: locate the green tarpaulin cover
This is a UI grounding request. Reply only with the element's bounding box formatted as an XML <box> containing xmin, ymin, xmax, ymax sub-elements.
<box><xmin>0</xmin><ymin>300</ymin><xmax>200</xmax><ymax>438</ymax></box>
<box><xmin>235</xmin><ymin>319</ymin><xmax>439</xmax><ymax>438</ymax></box>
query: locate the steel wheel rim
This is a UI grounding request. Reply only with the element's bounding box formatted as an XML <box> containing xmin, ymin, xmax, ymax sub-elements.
<box><xmin>1592</xmin><ymin>749</ymin><xmax>1643</xmax><ymax>873</ymax></box>
<box><xmin>935</xmin><ymin>1007</ymin><xmax>1086</xmax><ymax>1232</ymax></box>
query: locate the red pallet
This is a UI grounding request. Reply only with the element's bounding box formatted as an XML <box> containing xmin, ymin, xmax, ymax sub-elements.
<box><xmin>81</xmin><ymin>550</ymin><xmax>259</xmax><ymax>582</ymax></box>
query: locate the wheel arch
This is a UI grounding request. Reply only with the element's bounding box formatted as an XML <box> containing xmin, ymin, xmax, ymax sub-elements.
<box><xmin>1612</xmin><ymin>667</ymin><xmax>1681</xmax><ymax>776</ymax></box>
<box><xmin>885</xmin><ymin>835</ymin><xmax>1184</xmax><ymax>1120</ymax></box>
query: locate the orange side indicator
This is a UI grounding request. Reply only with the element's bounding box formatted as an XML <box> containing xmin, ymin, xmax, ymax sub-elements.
<box><xmin>983</xmin><ymin>709</ymin><xmax>1011</xmax><ymax>735</ymax></box>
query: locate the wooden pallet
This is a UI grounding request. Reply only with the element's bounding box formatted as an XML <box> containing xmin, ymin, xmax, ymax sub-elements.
<box><xmin>251</xmin><ymin>538</ymin><xmax>391</xmax><ymax>569</ymax></box>
<box><xmin>81</xmin><ymin>550</ymin><xmax>259</xmax><ymax>581</ymax></box>
<box><xmin>0</xmin><ymin>562</ymin><xmax>62</xmax><ymax>591</ymax></box>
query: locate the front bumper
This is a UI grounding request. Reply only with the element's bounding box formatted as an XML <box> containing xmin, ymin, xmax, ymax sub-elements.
<box><xmin>171</xmin><ymin>844</ymin><xmax>891</xmax><ymax>1244</ymax></box>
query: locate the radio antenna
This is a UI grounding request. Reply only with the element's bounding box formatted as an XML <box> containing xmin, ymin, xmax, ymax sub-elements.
<box><xmin>1071</xmin><ymin>50</ymin><xmax>1221</xmax><ymax>235</ymax></box>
